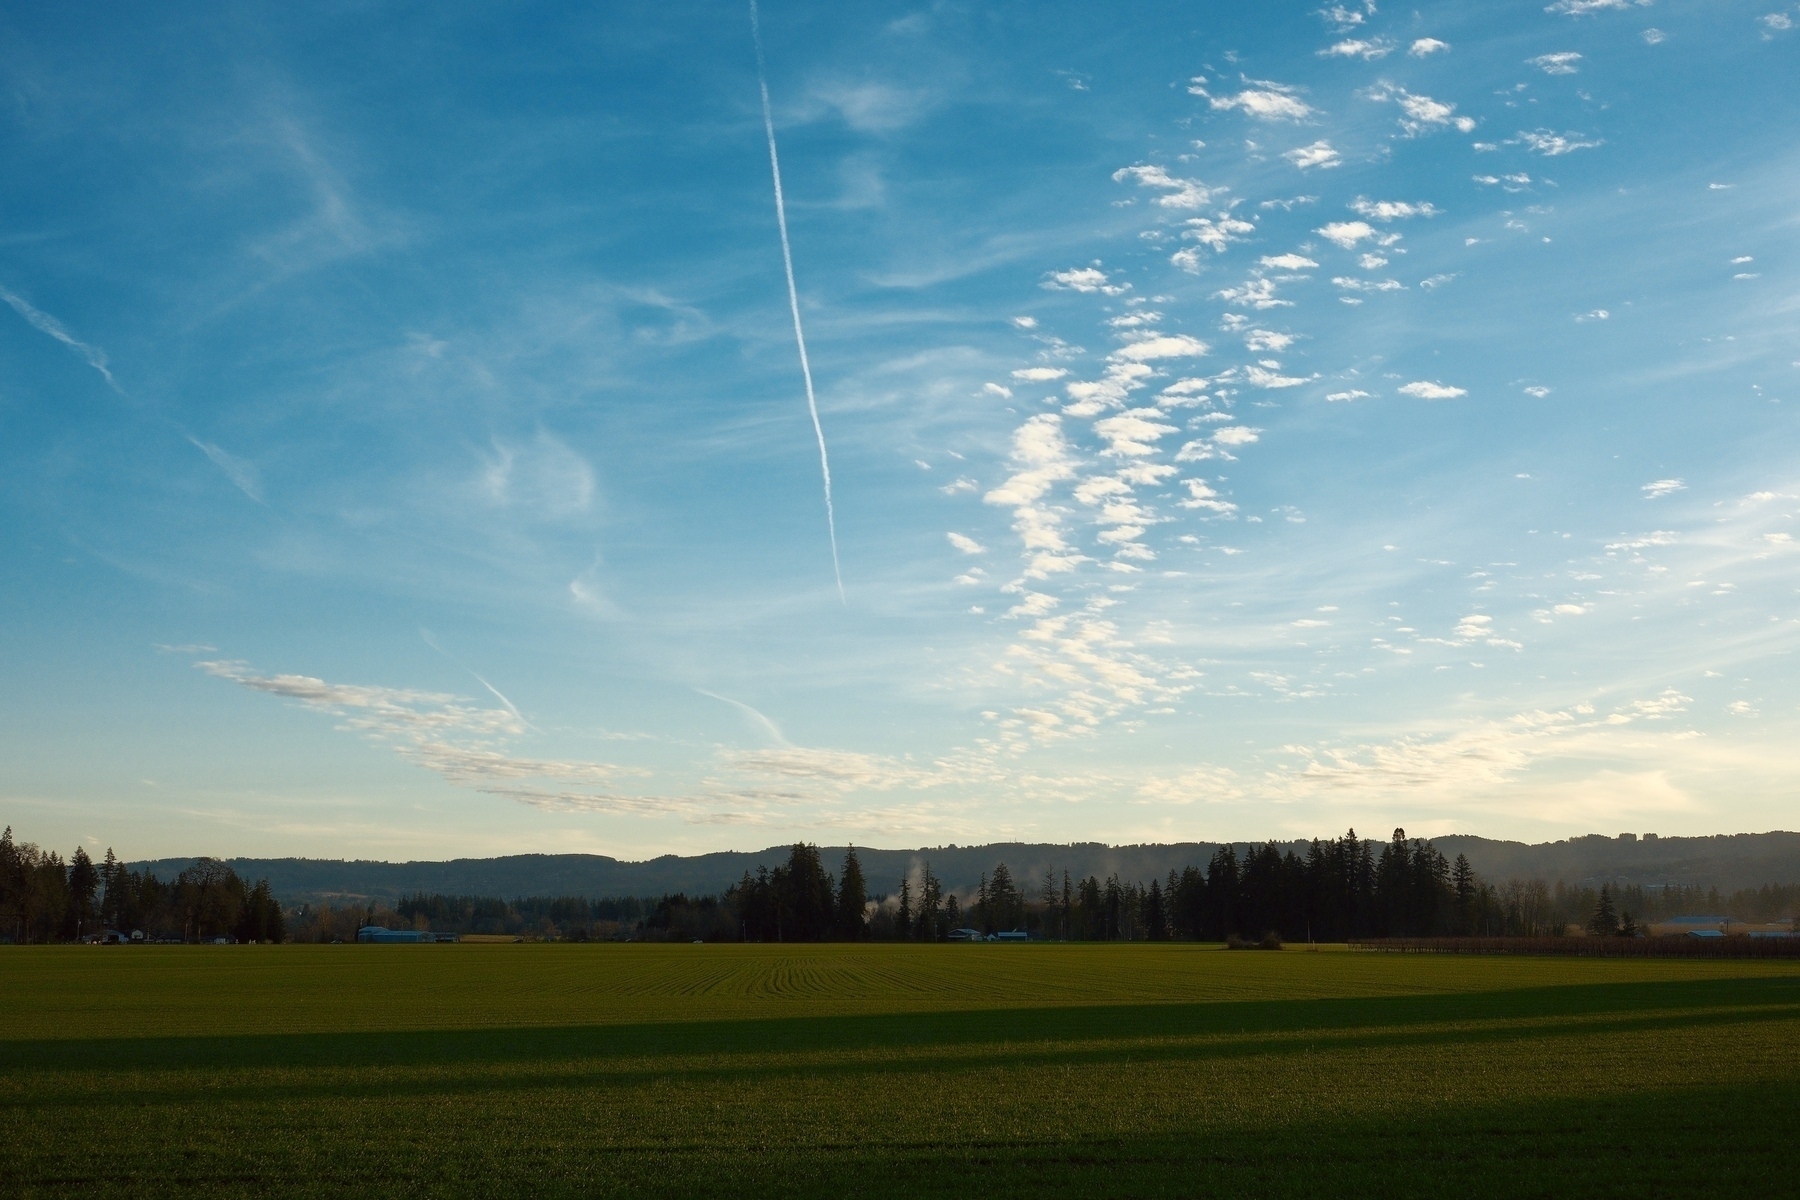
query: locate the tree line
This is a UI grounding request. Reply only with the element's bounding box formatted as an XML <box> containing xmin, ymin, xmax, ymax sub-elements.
<box><xmin>348</xmin><ymin>832</ymin><xmax>1798</xmax><ymax>943</ymax></box>
<box><xmin>863</xmin><ymin>829</ymin><xmax>1507</xmax><ymax>942</ymax></box>
<box><xmin>0</xmin><ymin>827</ymin><xmax>284</xmax><ymax>943</ymax></box>
<box><xmin>713</xmin><ymin>834</ymin><xmax>1795</xmax><ymax>942</ymax></box>
<box><xmin>12</xmin><ymin>823</ymin><xmax>1794</xmax><ymax>945</ymax></box>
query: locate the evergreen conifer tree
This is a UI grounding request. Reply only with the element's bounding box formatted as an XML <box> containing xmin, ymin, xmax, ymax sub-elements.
<box><xmin>1587</xmin><ymin>884</ymin><xmax>1620</xmax><ymax>937</ymax></box>
<box><xmin>1103</xmin><ymin>874</ymin><xmax>1123</xmax><ymax>941</ymax></box>
<box><xmin>99</xmin><ymin>848</ymin><xmax>122</xmax><ymax>930</ymax></box>
<box><xmin>1145</xmin><ymin>879</ymin><xmax>1167</xmax><ymax>940</ymax></box>
<box><xmin>68</xmin><ymin>846</ymin><xmax>99</xmax><ymax>939</ymax></box>
<box><xmin>779</xmin><ymin>843</ymin><xmax>835</xmax><ymax>941</ymax></box>
<box><xmin>1452</xmin><ymin>853</ymin><xmax>1476</xmax><ymax>936</ymax></box>
<box><xmin>836</xmin><ymin>848</ymin><xmax>867</xmax><ymax>939</ymax></box>
<box><xmin>1060</xmin><ymin>870</ymin><xmax>1072</xmax><ymax>941</ymax></box>
<box><xmin>895</xmin><ymin>877</ymin><xmax>912</xmax><ymax>941</ymax></box>
<box><xmin>988</xmin><ymin>863</ymin><xmax>1020</xmax><ymax>931</ymax></box>
<box><xmin>917</xmin><ymin>864</ymin><xmax>941</xmax><ymax>941</ymax></box>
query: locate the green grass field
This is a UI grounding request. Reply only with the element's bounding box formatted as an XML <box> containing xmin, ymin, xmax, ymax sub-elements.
<box><xmin>2</xmin><ymin>944</ymin><xmax>1796</xmax><ymax>1198</ymax></box>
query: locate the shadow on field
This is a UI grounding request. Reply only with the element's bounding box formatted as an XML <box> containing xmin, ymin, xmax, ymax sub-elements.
<box><xmin>4</xmin><ymin>976</ymin><xmax>1799</xmax><ymax>1198</ymax></box>
<box><xmin>7</xmin><ymin>1077</ymin><xmax>1797</xmax><ymax>1199</ymax></box>
<box><xmin>612</xmin><ymin>1079</ymin><xmax>1800</xmax><ymax>1200</ymax></box>
<box><xmin>4</xmin><ymin>974</ymin><xmax>1796</xmax><ymax>1094</ymax></box>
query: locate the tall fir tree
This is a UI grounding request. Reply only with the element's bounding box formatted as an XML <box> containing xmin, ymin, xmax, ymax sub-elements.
<box><xmin>895</xmin><ymin>877</ymin><xmax>913</xmax><ymax>941</ymax></box>
<box><xmin>68</xmin><ymin>846</ymin><xmax>99</xmax><ymax>939</ymax></box>
<box><xmin>988</xmin><ymin>863</ymin><xmax>1020</xmax><ymax>932</ymax></box>
<box><xmin>779</xmin><ymin>843</ymin><xmax>835</xmax><ymax>941</ymax></box>
<box><xmin>1103</xmin><ymin>874</ymin><xmax>1123</xmax><ymax>941</ymax></box>
<box><xmin>99</xmin><ymin>848</ymin><xmax>122</xmax><ymax>930</ymax></box>
<box><xmin>1060</xmin><ymin>870</ymin><xmax>1073</xmax><ymax>941</ymax></box>
<box><xmin>836</xmin><ymin>848</ymin><xmax>867</xmax><ymax>939</ymax></box>
<box><xmin>916</xmin><ymin>864</ymin><xmax>942</xmax><ymax>941</ymax></box>
<box><xmin>1452</xmin><ymin>853</ymin><xmax>1476</xmax><ymax>936</ymax></box>
<box><xmin>1144</xmin><ymin>879</ymin><xmax>1167</xmax><ymax>941</ymax></box>
<box><xmin>1587</xmin><ymin>884</ymin><xmax>1620</xmax><ymax>937</ymax></box>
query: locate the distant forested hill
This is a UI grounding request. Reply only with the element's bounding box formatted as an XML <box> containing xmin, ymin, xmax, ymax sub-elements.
<box><xmin>129</xmin><ymin>830</ymin><xmax>1800</xmax><ymax>906</ymax></box>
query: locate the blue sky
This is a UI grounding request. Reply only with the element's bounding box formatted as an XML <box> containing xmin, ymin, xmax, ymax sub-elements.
<box><xmin>3</xmin><ymin>0</ymin><xmax>1797</xmax><ymax>861</ymax></box>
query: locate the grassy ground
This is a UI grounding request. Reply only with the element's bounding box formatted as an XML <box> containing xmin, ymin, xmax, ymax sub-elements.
<box><xmin>2</xmin><ymin>943</ymin><xmax>1796</xmax><ymax>1198</ymax></box>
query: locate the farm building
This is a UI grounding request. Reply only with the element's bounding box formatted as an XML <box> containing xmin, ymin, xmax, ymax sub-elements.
<box><xmin>356</xmin><ymin>926</ymin><xmax>458</xmax><ymax>944</ymax></box>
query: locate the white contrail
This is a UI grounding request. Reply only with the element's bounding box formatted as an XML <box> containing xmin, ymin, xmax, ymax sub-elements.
<box><xmin>1</xmin><ymin>284</ymin><xmax>120</xmax><ymax>391</ymax></box>
<box><xmin>750</xmin><ymin>0</ymin><xmax>845</xmax><ymax>603</ymax></box>
<box><xmin>419</xmin><ymin>627</ymin><xmax>536</xmax><ymax>731</ymax></box>
<box><xmin>696</xmin><ymin>687</ymin><xmax>792</xmax><ymax>748</ymax></box>
<box><xmin>3</xmin><ymin>283</ymin><xmax>275</xmax><ymax>503</ymax></box>
<box><xmin>186</xmin><ymin>436</ymin><xmax>266</xmax><ymax>503</ymax></box>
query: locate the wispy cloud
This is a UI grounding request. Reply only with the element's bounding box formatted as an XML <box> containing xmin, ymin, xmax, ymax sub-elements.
<box><xmin>1518</xmin><ymin>129</ymin><xmax>1604</xmax><ymax>155</ymax></box>
<box><xmin>1191</xmin><ymin>78</ymin><xmax>1316</xmax><ymax>121</ymax></box>
<box><xmin>480</xmin><ymin>433</ymin><xmax>593</xmax><ymax>517</ymax></box>
<box><xmin>1271</xmin><ymin>693</ymin><xmax>1709</xmax><ymax>815</ymax></box>
<box><xmin>1043</xmin><ymin>266</ymin><xmax>1129</xmax><ymax>295</ymax></box>
<box><xmin>1215</xmin><ymin>277</ymin><xmax>1295</xmax><ymax>309</ymax></box>
<box><xmin>1362</xmin><ymin>82</ymin><xmax>1477</xmax><ymax>135</ymax></box>
<box><xmin>195</xmin><ymin>658</ymin><xmax>566</xmax><ymax>789</ymax></box>
<box><xmin>1546</xmin><ymin>0</ymin><xmax>1642</xmax><ymax>14</ymax></box>
<box><xmin>187</xmin><ymin>438</ymin><xmax>266</xmax><ymax>504</ymax></box>
<box><xmin>1349</xmin><ymin>198</ymin><xmax>1440</xmax><ymax>221</ymax></box>
<box><xmin>947</xmin><ymin>531</ymin><xmax>986</xmax><ymax>554</ymax></box>
<box><xmin>984</xmin><ymin>414</ymin><xmax>1082</xmax><ymax>581</ymax></box>
<box><xmin>1529</xmin><ymin>51</ymin><xmax>1584</xmax><ymax>74</ymax></box>
<box><xmin>1283</xmin><ymin>140</ymin><xmax>1342</xmax><ymax>170</ymax></box>
<box><xmin>1245</xmin><ymin>365</ymin><xmax>1314</xmax><ymax>388</ymax></box>
<box><xmin>0</xmin><ymin>285</ymin><xmax>120</xmax><ymax>390</ymax></box>
<box><xmin>194</xmin><ymin>656</ymin><xmax>954</xmax><ymax>825</ymax></box>
<box><xmin>1317</xmin><ymin>4</ymin><xmax>1369</xmax><ymax>32</ymax></box>
<box><xmin>1112</xmin><ymin>164</ymin><xmax>1219</xmax><ymax>209</ymax></box>
<box><xmin>1319</xmin><ymin>38</ymin><xmax>1393</xmax><ymax>60</ymax></box>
